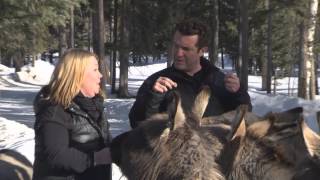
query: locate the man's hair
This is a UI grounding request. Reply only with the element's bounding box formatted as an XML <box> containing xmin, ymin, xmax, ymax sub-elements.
<box><xmin>174</xmin><ymin>18</ymin><xmax>209</xmax><ymax>49</ymax></box>
<box><xmin>47</xmin><ymin>48</ymin><xmax>102</xmax><ymax>108</ymax></box>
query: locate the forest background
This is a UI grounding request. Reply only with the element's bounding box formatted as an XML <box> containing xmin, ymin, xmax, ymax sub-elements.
<box><xmin>1</xmin><ymin>0</ymin><xmax>319</xmax><ymax>100</ymax></box>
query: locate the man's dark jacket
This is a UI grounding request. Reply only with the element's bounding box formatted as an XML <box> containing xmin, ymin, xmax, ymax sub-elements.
<box><xmin>32</xmin><ymin>87</ymin><xmax>111</xmax><ymax>180</ymax></box>
<box><xmin>129</xmin><ymin>58</ymin><xmax>252</xmax><ymax>128</ymax></box>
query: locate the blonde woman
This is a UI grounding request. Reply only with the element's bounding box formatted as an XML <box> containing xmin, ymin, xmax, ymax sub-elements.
<box><xmin>33</xmin><ymin>49</ymin><xmax>111</xmax><ymax>180</ymax></box>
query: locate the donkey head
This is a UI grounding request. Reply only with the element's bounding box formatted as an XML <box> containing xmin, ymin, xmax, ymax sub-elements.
<box><xmin>0</xmin><ymin>149</ymin><xmax>33</xmax><ymax>180</ymax></box>
<box><xmin>111</xmin><ymin>87</ymin><xmax>225</xmax><ymax>180</ymax></box>
<box><xmin>222</xmin><ymin>106</ymin><xmax>320</xmax><ymax>180</ymax></box>
<box><xmin>292</xmin><ymin>118</ymin><xmax>320</xmax><ymax>180</ymax></box>
<box><xmin>247</xmin><ymin>107</ymin><xmax>320</xmax><ymax>180</ymax></box>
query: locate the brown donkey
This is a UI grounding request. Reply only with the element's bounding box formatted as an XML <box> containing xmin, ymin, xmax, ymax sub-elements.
<box><xmin>111</xmin><ymin>87</ymin><xmax>225</xmax><ymax>180</ymax></box>
<box><xmin>213</xmin><ymin>106</ymin><xmax>320</xmax><ymax>180</ymax></box>
<box><xmin>292</xmin><ymin>117</ymin><xmax>320</xmax><ymax>179</ymax></box>
<box><xmin>111</xmin><ymin>87</ymin><xmax>320</xmax><ymax>180</ymax></box>
<box><xmin>0</xmin><ymin>149</ymin><xmax>33</xmax><ymax>180</ymax></box>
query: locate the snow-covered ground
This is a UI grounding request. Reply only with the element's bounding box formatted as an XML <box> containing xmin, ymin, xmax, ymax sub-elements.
<box><xmin>1</xmin><ymin>59</ymin><xmax>320</xmax><ymax>179</ymax></box>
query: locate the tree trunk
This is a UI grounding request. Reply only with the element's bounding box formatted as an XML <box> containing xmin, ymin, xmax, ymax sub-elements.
<box><xmin>308</xmin><ymin>0</ymin><xmax>318</xmax><ymax>100</ymax></box>
<box><xmin>31</xmin><ymin>54</ymin><xmax>35</xmax><ymax>67</ymax></box>
<box><xmin>166</xmin><ymin>2</ymin><xmax>181</xmax><ymax>68</ymax></box>
<box><xmin>221</xmin><ymin>48</ymin><xmax>224</xmax><ymax>69</ymax></box>
<box><xmin>317</xmin><ymin>111</ymin><xmax>320</xmax><ymax>131</ymax></box>
<box><xmin>298</xmin><ymin>22</ymin><xmax>307</xmax><ymax>98</ymax></box>
<box><xmin>209</xmin><ymin>0</ymin><xmax>219</xmax><ymax>65</ymax></box>
<box><xmin>111</xmin><ymin>0</ymin><xmax>119</xmax><ymax>94</ymax></box>
<box><xmin>88</xmin><ymin>12</ymin><xmax>92</xmax><ymax>51</ymax></box>
<box><xmin>315</xmin><ymin>53</ymin><xmax>319</xmax><ymax>95</ymax></box>
<box><xmin>13</xmin><ymin>51</ymin><xmax>24</xmax><ymax>72</ymax></box>
<box><xmin>91</xmin><ymin>0</ymin><xmax>109</xmax><ymax>94</ymax></box>
<box><xmin>299</xmin><ymin>0</ymin><xmax>318</xmax><ymax>99</ymax></box>
<box><xmin>58</xmin><ymin>25</ymin><xmax>67</xmax><ymax>58</ymax></box>
<box><xmin>238</xmin><ymin>0</ymin><xmax>249</xmax><ymax>90</ymax></box>
<box><xmin>261</xmin><ymin>49</ymin><xmax>268</xmax><ymax>90</ymax></box>
<box><xmin>69</xmin><ymin>5</ymin><xmax>75</xmax><ymax>48</ymax></box>
<box><xmin>266</xmin><ymin>0</ymin><xmax>272</xmax><ymax>94</ymax></box>
<box><xmin>314</xmin><ymin>17</ymin><xmax>320</xmax><ymax>95</ymax></box>
<box><xmin>167</xmin><ymin>43</ymin><xmax>174</xmax><ymax>67</ymax></box>
<box><xmin>118</xmin><ymin>0</ymin><xmax>130</xmax><ymax>98</ymax></box>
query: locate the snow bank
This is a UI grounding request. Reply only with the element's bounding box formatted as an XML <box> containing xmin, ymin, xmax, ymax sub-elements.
<box><xmin>0</xmin><ymin>117</ymin><xmax>35</xmax><ymax>163</ymax></box>
<box><xmin>250</xmin><ymin>92</ymin><xmax>320</xmax><ymax>132</ymax></box>
<box><xmin>0</xmin><ymin>64</ymin><xmax>15</xmax><ymax>75</ymax></box>
<box><xmin>16</xmin><ymin>60</ymin><xmax>54</xmax><ymax>85</ymax></box>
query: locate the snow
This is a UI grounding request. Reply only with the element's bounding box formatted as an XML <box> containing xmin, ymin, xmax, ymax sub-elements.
<box><xmin>1</xmin><ymin>58</ymin><xmax>320</xmax><ymax>179</ymax></box>
<box><xmin>0</xmin><ymin>117</ymin><xmax>35</xmax><ymax>163</ymax></box>
<box><xmin>0</xmin><ymin>64</ymin><xmax>15</xmax><ymax>75</ymax></box>
<box><xmin>16</xmin><ymin>60</ymin><xmax>54</xmax><ymax>85</ymax></box>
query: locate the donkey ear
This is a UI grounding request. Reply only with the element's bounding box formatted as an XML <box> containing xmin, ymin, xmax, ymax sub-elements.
<box><xmin>167</xmin><ymin>91</ymin><xmax>186</xmax><ymax>130</ymax></box>
<box><xmin>248</xmin><ymin>107</ymin><xmax>302</xmax><ymax>142</ymax></box>
<box><xmin>262</xmin><ymin>107</ymin><xmax>303</xmax><ymax>141</ymax></box>
<box><xmin>192</xmin><ymin>86</ymin><xmax>211</xmax><ymax>125</ymax></box>
<box><xmin>273</xmin><ymin>107</ymin><xmax>303</xmax><ymax>124</ymax></box>
<box><xmin>227</xmin><ymin>105</ymin><xmax>248</xmax><ymax>141</ymax></box>
<box><xmin>301</xmin><ymin>120</ymin><xmax>320</xmax><ymax>157</ymax></box>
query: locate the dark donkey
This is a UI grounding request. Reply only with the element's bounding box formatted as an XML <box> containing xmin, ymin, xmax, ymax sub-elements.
<box><xmin>291</xmin><ymin>114</ymin><xmax>320</xmax><ymax>179</ymax></box>
<box><xmin>207</xmin><ymin>106</ymin><xmax>320</xmax><ymax>180</ymax></box>
<box><xmin>111</xmin><ymin>87</ymin><xmax>320</xmax><ymax>180</ymax></box>
<box><xmin>111</xmin><ymin>87</ymin><xmax>225</xmax><ymax>180</ymax></box>
<box><xmin>0</xmin><ymin>149</ymin><xmax>33</xmax><ymax>180</ymax></box>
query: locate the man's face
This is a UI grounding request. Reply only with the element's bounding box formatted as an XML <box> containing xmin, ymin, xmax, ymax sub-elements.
<box><xmin>172</xmin><ymin>31</ymin><xmax>205</xmax><ymax>75</ymax></box>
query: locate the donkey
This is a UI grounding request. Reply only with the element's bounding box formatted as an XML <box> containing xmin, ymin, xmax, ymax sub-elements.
<box><xmin>212</xmin><ymin>106</ymin><xmax>320</xmax><ymax>180</ymax></box>
<box><xmin>0</xmin><ymin>149</ymin><xmax>33</xmax><ymax>180</ymax></box>
<box><xmin>291</xmin><ymin>117</ymin><xmax>320</xmax><ymax>179</ymax></box>
<box><xmin>111</xmin><ymin>87</ymin><xmax>225</xmax><ymax>180</ymax></box>
<box><xmin>111</xmin><ymin>86</ymin><xmax>320</xmax><ymax>180</ymax></box>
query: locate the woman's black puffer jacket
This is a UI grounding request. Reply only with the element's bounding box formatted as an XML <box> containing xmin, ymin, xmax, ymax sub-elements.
<box><xmin>32</xmin><ymin>87</ymin><xmax>111</xmax><ymax>180</ymax></box>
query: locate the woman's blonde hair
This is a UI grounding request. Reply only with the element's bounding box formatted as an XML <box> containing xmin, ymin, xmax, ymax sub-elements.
<box><xmin>47</xmin><ymin>48</ymin><xmax>103</xmax><ymax>108</ymax></box>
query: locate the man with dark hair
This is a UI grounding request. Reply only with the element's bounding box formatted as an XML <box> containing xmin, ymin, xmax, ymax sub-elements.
<box><xmin>129</xmin><ymin>18</ymin><xmax>251</xmax><ymax>128</ymax></box>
